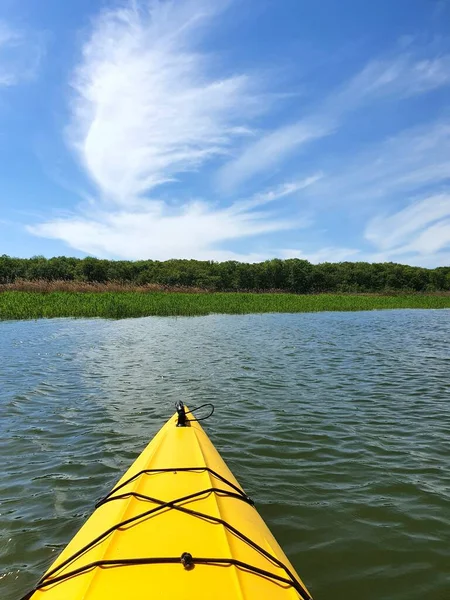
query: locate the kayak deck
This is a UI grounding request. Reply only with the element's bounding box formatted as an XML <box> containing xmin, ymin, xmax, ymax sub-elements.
<box><xmin>25</xmin><ymin>407</ymin><xmax>311</xmax><ymax>599</ymax></box>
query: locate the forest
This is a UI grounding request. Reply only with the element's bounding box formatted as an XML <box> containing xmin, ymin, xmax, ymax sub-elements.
<box><xmin>1</xmin><ymin>255</ymin><xmax>449</xmax><ymax>293</ymax></box>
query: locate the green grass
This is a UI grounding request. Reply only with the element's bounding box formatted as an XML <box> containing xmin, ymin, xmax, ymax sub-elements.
<box><xmin>1</xmin><ymin>291</ymin><xmax>449</xmax><ymax>320</ymax></box>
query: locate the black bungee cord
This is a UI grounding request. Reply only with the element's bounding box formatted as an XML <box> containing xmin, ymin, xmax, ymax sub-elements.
<box><xmin>19</xmin><ymin>402</ymin><xmax>312</xmax><ymax>600</ymax></box>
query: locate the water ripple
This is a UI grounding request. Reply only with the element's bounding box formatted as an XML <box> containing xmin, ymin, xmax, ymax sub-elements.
<box><xmin>1</xmin><ymin>311</ymin><xmax>449</xmax><ymax>600</ymax></box>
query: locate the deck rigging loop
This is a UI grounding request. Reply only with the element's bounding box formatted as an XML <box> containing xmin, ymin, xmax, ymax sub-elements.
<box><xmin>19</xmin><ymin>406</ymin><xmax>313</xmax><ymax>600</ymax></box>
<box><xmin>95</xmin><ymin>466</ymin><xmax>254</xmax><ymax>508</ymax></box>
<box><xmin>20</xmin><ymin>553</ymin><xmax>312</xmax><ymax>600</ymax></box>
<box><xmin>176</xmin><ymin>401</ymin><xmax>215</xmax><ymax>426</ymax></box>
<box><xmin>20</xmin><ymin>468</ymin><xmax>312</xmax><ymax>600</ymax></box>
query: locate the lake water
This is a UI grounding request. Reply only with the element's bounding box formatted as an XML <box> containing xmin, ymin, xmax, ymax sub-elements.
<box><xmin>1</xmin><ymin>310</ymin><xmax>449</xmax><ymax>600</ymax></box>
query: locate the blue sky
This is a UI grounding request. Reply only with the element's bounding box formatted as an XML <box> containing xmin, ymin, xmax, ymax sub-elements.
<box><xmin>1</xmin><ymin>0</ymin><xmax>450</xmax><ymax>266</ymax></box>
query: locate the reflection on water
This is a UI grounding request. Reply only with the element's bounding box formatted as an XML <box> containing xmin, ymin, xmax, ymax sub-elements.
<box><xmin>1</xmin><ymin>311</ymin><xmax>450</xmax><ymax>600</ymax></box>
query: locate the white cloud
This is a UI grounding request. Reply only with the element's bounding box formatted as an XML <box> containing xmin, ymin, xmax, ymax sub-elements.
<box><xmin>271</xmin><ymin>122</ymin><xmax>450</xmax><ymax>268</ymax></box>
<box><xmin>365</xmin><ymin>193</ymin><xmax>450</xmax><ymax>258</ymax></box>
<box><xmin>285</xmin><ymin>126</ymin><xmax>450</xmax><ymax>268</ymax></box>
<box><xmin>216</xmin><ymin>119</ymin><xmax>332</xmax><ymax>193</ymax></box>
<box><xmin>331</xmin><ymin>54</ymin><xmax>450</xmax><ymax>110</ymax></box>
<box><xmin>30</xmin><ymin>0</ymin><xmax>312</xmax><ymax>261</ymax></box>
<box><xmin>27</xmin><ymin>2</ymin><xmax>450</xmax><ymax>267</ymax></box>
<box><xmin>279</xmin><ymin>246</ymin><xmax>361</xmax><ymax>263</ymax></box>
<box><xmin>229</xmin><ymin>174</ymin><xmax>322</xmax><ymax>213</ymax></box>
<box><xmin>28</xmin><ymin>190</ymin><xmax>302</xmax><ymax>261</ymax></box>
<box><xmin>0</xmin><ymin>22</ymin><xmax>20</xmax><ymax>46</ymax></box>
<box><xmin>217</xmin><ymin>52</ymin><xmax>450</xmax><ymax>192</ymax></box>
<box><xmin>0</xmin><ymin>21</ymin><xmax>43</xmax><ymax>86</ymax></box>
<box><xmin>68</xmin><ymin>0</ymin><xmax>262</xmax><ymax>204</ymax></box>
<box><xmin>307</xmin><ymin>120</ymin><xmax>450</xmax><ymax>209</ymax></box>
<box><xmin>279</xmin><ymin>242</ymin><xmax>450</xmax><ymax>268</ymax></box>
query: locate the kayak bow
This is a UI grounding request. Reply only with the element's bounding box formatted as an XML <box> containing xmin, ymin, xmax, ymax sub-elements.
<box><xmin>23</xmin><ymin>404</ymin><xmax>312</xmax><ymax>599</ymax></box>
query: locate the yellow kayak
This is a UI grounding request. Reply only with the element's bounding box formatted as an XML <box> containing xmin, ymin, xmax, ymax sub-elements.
<box><xmin>22</xmin><ymin>403</ymin><xmax>312</xmax><ymax>600</ymax></box>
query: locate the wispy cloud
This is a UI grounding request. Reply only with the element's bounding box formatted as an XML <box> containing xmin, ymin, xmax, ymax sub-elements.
<box><xmin>0</xmin><ymin>21</ymin><xmax>43</xmax><ymax>86</ymax></box>
<box><xmin>31</xmin><ymin>0</ymin><xmax>309</xmax><ymax>260</ymax></box>
<box><xmin>366</xmin><ymin>193</ymin><xmax>450</xmax><ymax>259</ymax></box>
<box><xmin>0</xmin><ymin>22</ymin><xmax>22</xmax><ymax>86</ymax></box>
<box><xmin>331</xmin><ymin>53</ymin><xmax>450</xmax><ymax>110</ymax></box>
<box><xmin>29</xmin><ymin>185</ymin><xmax>304</xmax><ymax>261</ymax></box>
<box><xmin>282</xmin><ymin>191</ymin><xmax>450</xmax><ymax>269</ymax></box>
<box><xmin>217</xmin><ymin>52</ymin><xmax>450</xmax><ymax>192</ymax></box>
<box><xmin>68</xmin><ymin>0</ymin><xmax>262</xmax><ymax>204</ymax></box>
<box><xmin>229</xmin><ymin>175</ymin><xmax>322</xmax><ymax>213</ymax></box>
<box><xmin>216</xmin><ymin>119</ymin><xmax>331</xmax><ymax>195</ymax></box>
<box><xmin>279</xmin><ymin>246</ymin><xmax>361</xmax><ymax>263</ymax></box>
<box><xmin>269</xmin><ymin>121</ymin><xmax>450</xmax><ymax>267</ymax></box>
<box><xmin>27</xmin><ymin>1</ymin><xmax>450</xmax><ymax>266</ymax></box>
<box><xmin>306</xmin><ymin>119</ymin><xmax>450</xmax><ymax>209</ymax></box>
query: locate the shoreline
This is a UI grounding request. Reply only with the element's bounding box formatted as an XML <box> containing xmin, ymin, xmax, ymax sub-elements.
<box><xmin>1</xmin><ymin>291</ymin><xmax>450</xmax><ymax>320</ymax></box>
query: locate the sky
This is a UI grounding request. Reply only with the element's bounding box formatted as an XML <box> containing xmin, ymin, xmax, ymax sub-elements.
<box><xmin>1</xmin><ymin>0</ymin><xmax>450</xmax><ymax>267</ymax></box>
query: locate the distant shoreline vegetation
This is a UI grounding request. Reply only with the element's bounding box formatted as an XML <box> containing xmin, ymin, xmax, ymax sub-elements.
<box><xmin>1</xmin><ymin>291</ymin><xmax>449</xmax><ymax>321</ymax></box>
<box><xmin>1</xmin><ymin>255</ymin><xmax>450</xmax><ymax>293</ymax></box>
<box><xmin>1</xmin><ymin>256</ymin><xmax>449</xmax><ymax>320</ymax></box>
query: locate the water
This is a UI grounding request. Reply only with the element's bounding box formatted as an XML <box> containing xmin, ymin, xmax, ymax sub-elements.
<box><xmin>1</xmin><ymin>310</ymin><xmax>449</xmax><ymax>600</ymax></box>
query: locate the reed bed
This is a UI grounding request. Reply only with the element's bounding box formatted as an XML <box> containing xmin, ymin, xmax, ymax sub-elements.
<box><xmin>0</xmin><ymin>279</ymin><xmax>207</xmax><ymax>293</ymax></box>
<box><xmin>1</xmin><ymin>291</ymin><xmax>449</xmax><ymax>320</ymax></box>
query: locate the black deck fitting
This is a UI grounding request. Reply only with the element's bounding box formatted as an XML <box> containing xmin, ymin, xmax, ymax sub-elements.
<box><xmin>180</xmin><ymin>552</ymin><xmax>194</xmax><ymax>569</ymax></box>
<box><xmin>176</xmin><ymin>401</ymin><xmax>187</xmax><ymax>427</ymax></box>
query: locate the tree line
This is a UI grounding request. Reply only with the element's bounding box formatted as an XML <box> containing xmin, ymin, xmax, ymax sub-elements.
<box><xmin>0</xmin><ymin>255</ymin><xmax>449</xmax><ymax>293</ymax></box>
